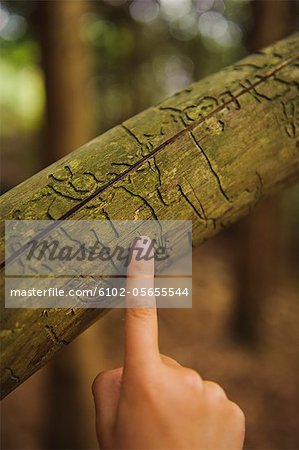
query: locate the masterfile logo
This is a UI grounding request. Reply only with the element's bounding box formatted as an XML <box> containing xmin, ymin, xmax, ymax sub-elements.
<box><xmin>5</xmin><ymin>220</ymin><xmax>192</xmax><ymax>309</ymax></box>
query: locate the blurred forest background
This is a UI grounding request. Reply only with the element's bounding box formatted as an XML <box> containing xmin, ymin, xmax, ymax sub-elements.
<box><xmin>1</xmin><ymin>0</ymin><xmax>299</xmax><ymax>449</ymax></box>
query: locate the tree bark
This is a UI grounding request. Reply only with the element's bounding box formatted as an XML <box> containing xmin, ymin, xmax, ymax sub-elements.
<box><xmin>0</xmin><ymin>33</ymin><xmax>298</xmax><ymax>398</ymax></box>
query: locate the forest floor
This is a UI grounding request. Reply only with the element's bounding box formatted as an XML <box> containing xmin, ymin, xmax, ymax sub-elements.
<box><xmin>1</xmin><ymin>232</ymin><xmax>299</xmax><ymax>450</ymax></box>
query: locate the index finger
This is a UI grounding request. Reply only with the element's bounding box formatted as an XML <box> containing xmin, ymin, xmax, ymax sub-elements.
<box><xmin>124</xmin><ymin>236</ymin><xmax>160</xmax><ymax>371</ymax></box>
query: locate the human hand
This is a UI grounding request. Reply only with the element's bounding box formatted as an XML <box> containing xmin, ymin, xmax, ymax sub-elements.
<box><xmin>92</xmin><ymin>236</ymin><xmax>245</xmax><ymax>449</ymax></box>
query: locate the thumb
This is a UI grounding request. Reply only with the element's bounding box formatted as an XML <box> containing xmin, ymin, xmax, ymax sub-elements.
<box><xmin>92</xmin><ymin>368</ymin><xmax>122</xmax><ymax>442</ymax></box>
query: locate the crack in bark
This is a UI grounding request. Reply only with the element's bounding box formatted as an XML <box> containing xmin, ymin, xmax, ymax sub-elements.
<box><xmin>49</xmin><ymin>185</ymin><xmax>83</xmax><ymax>201</ymax></box>
<box><xmin>68</xmin><ymin>181</ymin><xmax>91</xmax><ymax>193</ymax></box>
<box><xmin>255</xmin><ymin>171</ymin><xmax>264</xmax><ymax>200</ymax></box>
<box><xmin>60</xmin><ymin>226</ymin><xmax>87</xmax><ymax>247</ymax></box>
<box><xmin>101</xmin><ymin>209</ymin><xmax>120</xmax><ymax>238</ymax></box>
<box><xmin>159</xmin><ymin>106</ymin><xmax>182</xmax><ymax>113</ymax></box>
<box><xmin>185</xmin><ymin>178</ymin><xmax>217</xmax><ymax>229</ymax></box>
<box><xmin>189</xmin><ymin>131</ymin><xmax>230</xmax><ymax>202</ymax></box>
<box><xmin>219</xmin><ymin>90</ymin><xmax>241</xmax><ymax>110</ymax></box>
<box><xmin>115</xmin><ymin>185</ymin><xmax>160</xmax><ymax>223</ymax></box>
<box><xmin>5</xmin><ymin>367</ymin><xmax>20</xmax><ymax>382</ymax></box>
<box><xmin>177</xmin><ymin>184</ymin><xmax>206</xmax><ymax>222</ymax></box>
<box><xmin>83</xmin><ymin>172</ymin><xmax>104</xmax><ymax>183</ymax></box>
<box><xmin>274</xmin><ymin>75</ymin><xmax>298</xmax><ymax>88</ymax></box>
<box><xmin>121</xmin><ymin>124</ymin><xmax>144</xmax><ymax>148</ymax></box>
<box><xmin>239</xmin><ymin>80</ymin><xmax>265</xmax><ymax>103</ymax></box>
<box><xmin>152</xmin><ymin>156</ymin><xmax>162</xmax><ymax>186</ymax></box>
<box><xmin>65</xmin><ymin>165</ymin><xmax>73</xmax><ymax>177</ymax></box>
<box><xmin>49</xmin><ymin>173</ymin><xmax>67</xmax><ymax>182</ymax></box>
<box><xmin>44</xmin><ymin>325</ymin><xmax>69</xmax><ymax>345</ymax></box>
<box><xmin>90</xmin><ymin>228</ymin><xmax>121</xmax><ymax>274</ymax></box>
<box><xmin>156</xmin><ymin>187</ymin><xmax>168</xmax><ymax>206</ymax></box>
<box><xmin>150</xmin><ymin>156</ymin><xmax>169</xmax><ymax>206</ymax></box>
<box><xmin>234</xmin><ymin>63</ymin><xmax>265</xmax><ymax>70</ymax></box>
<box><xmin>49</xmin><ymin>165</ymin><xmax>73</xmax><ymax>182</ymax></box>
<box><xmin>46</xmin><ymin>198</ymin><xmax>56</xmax><ymax>219</ymax></box>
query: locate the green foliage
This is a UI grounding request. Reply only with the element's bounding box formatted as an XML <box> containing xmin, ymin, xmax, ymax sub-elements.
<box><xmin>1</xmin><ymin>0</ymin><xmax>251</xmax><ymax>136</ymax></box>
<box><xmin>0</xmin><ymin>38</ymin><xmax>44</xmax><ymax>135</ymax></box>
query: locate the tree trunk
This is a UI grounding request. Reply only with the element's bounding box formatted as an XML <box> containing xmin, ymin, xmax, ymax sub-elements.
<box><xmin>35</xmin><ymin>2</ymin><xmax>94</xmax><ymax>448</ymax></box>
<box><xmin>0</xmin><ymin>33</ymin><xmax>298</xmax><ymax>398</ymax></box>
<box><xmin>37</xmin><ymin>0</ymin><xmax>93</xmax><ymax>164</ymax></box>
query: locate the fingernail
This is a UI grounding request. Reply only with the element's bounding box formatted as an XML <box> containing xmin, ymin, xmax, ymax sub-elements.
<box><xmin>128</xmin><ymin>236</ymin><xmax>154</xmax><ymax>275</ymax></box>
<box><xmin>133</xmin><ymin>236</ymin><xmax>152</xmax><ymax>256</ymax></box>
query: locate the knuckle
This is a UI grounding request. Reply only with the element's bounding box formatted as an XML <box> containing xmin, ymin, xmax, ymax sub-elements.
<box><xmin>204</xmin><ymin>381</ymin><xmax>227</xmax><ymax>403</ymax></box>
<box><xmin>183</xmin><ymin>368</ymin><xmax>203</xmax><ymax>389</ymax></box>
<box><xmin>92</xmin><ymin>370</ymin><xmax>116</xmax><ymax>395</ymax></box>
<box><xmin>160</xmin><ymin>354</ymin><xmax>180</xmax><ymax>366</ymax></box>
<box><xmin>123</xmin><ymin>373</ymin><xmax>157</xmax><ymax>399</ymax></box>
<box><xmin>229</xmin><ymin>401</ymin><xmax>246</xmax><ymax>424</ymax></box>
<box><xmin>92</xmin><ymin>371</ymin><xmax>108</xmax><ymax>395</ymax></box>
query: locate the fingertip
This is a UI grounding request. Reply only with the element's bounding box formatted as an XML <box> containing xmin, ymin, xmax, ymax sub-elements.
<box><xmin>128</xmin><ymin>236</ymin><xmax>154</xmax><ymax>276</ymax></box>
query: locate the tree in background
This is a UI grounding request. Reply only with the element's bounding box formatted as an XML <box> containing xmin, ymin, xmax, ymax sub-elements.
<box><xmin>36</xmin><ymin>0</ymin><xmax>93</xmax><ymax>163</ymax></box>
<box><xmin>232</xmin><ymin>0</ymin><xmax>295</xmax><ymax>346</ymax></box>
